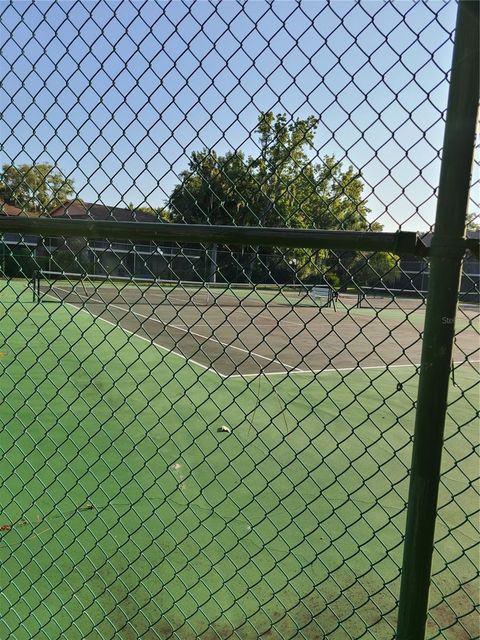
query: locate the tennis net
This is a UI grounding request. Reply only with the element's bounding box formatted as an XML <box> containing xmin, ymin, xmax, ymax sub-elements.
<box><xmin>356</xmin><ymin>286</ymin><xmax>479</xmax><ymax>310</ymax></box>
<box><xmin>356</xmin><ymin>287</ymin><xmax>427</xmax><ymax>310</ymax></box>
<box><xmin>32</xmin><ymin>271</ymin><xmax>336</xmax><ymax>309</ymax></box>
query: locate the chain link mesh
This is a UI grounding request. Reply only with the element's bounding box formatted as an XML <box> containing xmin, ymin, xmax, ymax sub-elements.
<box><xmin>0</xmin><ymin>1</ymin><xmax>478</xmax><ymax>639</ymax></box>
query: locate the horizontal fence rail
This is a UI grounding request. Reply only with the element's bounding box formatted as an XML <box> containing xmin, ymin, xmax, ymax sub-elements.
<box><xmin>0</xmin><ymin>218</ymin><xmax>424</xmax><ymax>255</ymax></box>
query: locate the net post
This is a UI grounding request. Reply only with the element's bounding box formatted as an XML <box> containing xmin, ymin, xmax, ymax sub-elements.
<box><xmin>356</xmin><ymin>289</ymin><xmax>363</xmax><ymax>309</ymax></box>
<box><xmin>32</xmin><ymin>270</ymin><xmax>37</xmax><ymax>302</ymax></box>
<box><xmin>207</xmin><ymin>244</ymin><xmax>218</xmax><ymax>283</ymax></box>
<box><xmin>329</xmin><ymin>287</ymin><xmax>337</xmax><ymax>312</ymax></box>
<box><xmin>396</xmin><ymin>2</ymin><xmax>479</xmax><ymax>638</ymax></box>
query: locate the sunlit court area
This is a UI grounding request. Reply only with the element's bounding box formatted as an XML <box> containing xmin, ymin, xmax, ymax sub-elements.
<box><xmin>0</xmin><ymin>1</ymin><xmax>478</xmax><ymax>639</ymax></box>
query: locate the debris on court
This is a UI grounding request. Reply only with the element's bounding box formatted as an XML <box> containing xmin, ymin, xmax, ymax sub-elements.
<box><xmin>217</xmin><ymin>425</ymin><xmax>231</xmax><ymax>434</ymax></box>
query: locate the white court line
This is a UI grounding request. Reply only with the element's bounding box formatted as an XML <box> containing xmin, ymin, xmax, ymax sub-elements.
<box><xmin>50</xmin><ymin>288</ymin><xmax>226</xmax><ymax>378</ymax></box>
<box><xmin>55</xmin><ymin>287</ymin><xmax>299</xmax><ymax>374</ymax></box>
<box><xmin>227</xmin><ymin>362</ymin><xmax>418</xmax><ymax>380</ymax></box>
<box><xmin>227</xmin><ymin>360</ymin><xmax>480</xmax><ymax>380</ymax></box>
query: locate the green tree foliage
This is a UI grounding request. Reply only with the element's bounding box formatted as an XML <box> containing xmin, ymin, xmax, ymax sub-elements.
<box><xmin>466</xmin><ymin>212</ymin><xmax>479</xmax><ymax>231</ymax></box>
<box><xmin>169</xmin><ymin>150</ymin><xmax>259</xmax><ymax>226</ymax></box>
<box><xmin>170</xmin><ymin>113</ymin><xmax>370</xmax><ymax>228</ymax></box>
<box><xmin>169</xmin><ymin>112</ymin><xmax>379</xmax><ymax>283</ymax></box>
<box><xmin>0</xmin><ymin>163</ymin><xmax>75</xmax><ymax>213</ymax></box>
<box><xmin>127</xmin><ymin>203</ymin><xmax>171</xmax><ymax>222</ymax></box>
<box><xmin>349</xmin><ymin>252</ymin><xmax>399</xmax><ymax>289</ymax></box>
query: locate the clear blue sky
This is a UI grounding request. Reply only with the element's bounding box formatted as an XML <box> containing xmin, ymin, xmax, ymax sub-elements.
<box><xmin>1</xmin><ymin>0</ymin><xmax>476</xmax><ymax>231</ymax></box>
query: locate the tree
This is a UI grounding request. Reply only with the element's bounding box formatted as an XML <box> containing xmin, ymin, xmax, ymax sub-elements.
<box><xmin>169</xmin><ymin>150</ymin><xmax>259</xmax><ymax>226</ymax></box>
<box><xmin>169</xmin><ymin>150</ymin><xmax>265</xmax><ymax>281</ymax></box>
<box><xmin>127</xmin><ymin>202</ymin><xmax>171</xmax><ymax>222</ymax></box>
<box><xmin>0</xmin><ymin>163</ymin><xmax>74</xmax><ymax>213</ymax></box>
<box><xmin>169</xmin><ymin>113</ymin><xmax>370</xmax><ymax>231</ymax></box>
<box><xmin>168</xmin><ymin>112</ymin><xmax>373</xmax><ymax>282</ymax></box>
<box><xmin>253</xmin><ymin>111</ymin><xmax>319</xmax><ymax>227</ymax></box>
<box><xmin>466</xmin><ymin>212</ymin><xmax>480</xmax><ymax>231</ymax></box>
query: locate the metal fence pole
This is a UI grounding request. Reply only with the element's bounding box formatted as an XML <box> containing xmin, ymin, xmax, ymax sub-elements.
<box><xmin>396</xmin><ymin>1</ymin><xmax>479</xmax><ymax>638</ymax></box>
<box><xmin>0</xmin><ymin>219</ymin><xmax>423</xmax><ymax>254</ymax></box>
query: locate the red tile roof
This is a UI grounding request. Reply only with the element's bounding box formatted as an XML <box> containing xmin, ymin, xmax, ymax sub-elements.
<box><xmin>0</xmin><ymin>201</ymin><xmax>40</xmax><ymax>217</ymax></box>
<box><xmin>47</xmin><ymin>200</ymin><xmax>164</xmax><ymax>223</ymax></box>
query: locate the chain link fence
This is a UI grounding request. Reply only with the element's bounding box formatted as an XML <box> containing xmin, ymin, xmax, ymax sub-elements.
<box><xmin>0</xmin><ymin>1</ymin><xmax>478</xmax><ymax>639</ymax></box>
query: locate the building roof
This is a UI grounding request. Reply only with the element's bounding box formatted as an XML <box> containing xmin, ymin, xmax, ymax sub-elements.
<box><xmin>419</xmin><ymin>230</ymin><xmax>479</xmax><ymax>246</ymax></box>
<box><xmin>0</xmin><ymin>201</ymin><xmax>40</xmax><ymax>217</ymax></box>
<box><xmin>47</xmin><ymin>200</ymin><xmax>165</xmax><ymax>223</ymax></box>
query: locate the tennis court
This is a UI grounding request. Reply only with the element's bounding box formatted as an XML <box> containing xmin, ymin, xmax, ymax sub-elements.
<box><xmin>0</xmin><ymin>275</ymin><xmax>478</xmax><ymax>639</ymax></box>
<box><xmin>32</xmin><ymin>272</ymin><xmax>479</xmax><ymax>378</ymax></box>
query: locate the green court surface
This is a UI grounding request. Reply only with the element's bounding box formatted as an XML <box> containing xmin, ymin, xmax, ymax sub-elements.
<box><xmin>0</xmin><ymin>283</ymin><xmax>477</xmax><ymax>639</ymax></box>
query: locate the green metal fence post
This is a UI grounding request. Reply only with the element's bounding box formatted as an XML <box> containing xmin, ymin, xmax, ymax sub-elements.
<box><xmin>396</xmin><ymin>2</ymin><xmax>479</xmax><ymax>638</ymax></box>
